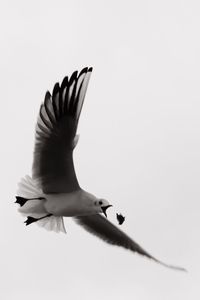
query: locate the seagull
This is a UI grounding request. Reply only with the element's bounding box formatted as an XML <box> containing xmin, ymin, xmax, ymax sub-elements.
<box><xmin>16</xmin><ymin>67</ymin><xmax>186</xmax><ymax>272</ymax></box>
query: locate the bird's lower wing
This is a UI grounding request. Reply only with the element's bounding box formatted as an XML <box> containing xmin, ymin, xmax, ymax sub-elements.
<box><xmin>74</xmin><ymin>214</ymin><xmax>186</xmax><ymax>272</ymax></box>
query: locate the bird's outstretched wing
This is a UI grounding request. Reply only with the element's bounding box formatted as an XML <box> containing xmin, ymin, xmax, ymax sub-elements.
<box><xmin>32</xmin><ymin>67</ymin><xmax>93</xmax><ymax>193</ymax></box>
<box><xmin>74</xmin><ymin>214</ymin><xmax>186</xmax><ymax>272</ymax></box>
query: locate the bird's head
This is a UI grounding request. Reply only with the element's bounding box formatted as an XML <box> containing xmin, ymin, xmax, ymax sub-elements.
<box><xmin>94</xmin><ymin>199</ymin><xmax>112</xmax><ymax>217</ymax></box>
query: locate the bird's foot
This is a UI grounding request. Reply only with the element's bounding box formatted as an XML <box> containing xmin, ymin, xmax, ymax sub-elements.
<box><xmin>24</xmin><ymin>216</ymin><xmax>38</xmax><ymax>225</ymax></box>
<box><xmin>15</xmin><ymin>196</ymin><xmax>28</xmax><ymax>206</ymax></box>
<box><xmin>24</xmin><ymin>214</ymin><xmax>52</xmax><ymax>226</ymax></box>
<box><xmin>15</xmin><ymin>196</ymin><xmax>45</xmax><ymax>207</ymax></box>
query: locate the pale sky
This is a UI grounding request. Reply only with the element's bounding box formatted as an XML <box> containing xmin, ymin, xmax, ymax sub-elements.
<box><xmin>1</xmin><ymin>0</ymin><xmax>200</xmax><ymax>299</ymax></box>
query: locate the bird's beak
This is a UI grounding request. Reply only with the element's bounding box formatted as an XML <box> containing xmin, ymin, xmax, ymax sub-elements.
<box><xmin>101</xmin><ymin>205</ymin><xmax>112</xmax><ymax>218</ymax></box>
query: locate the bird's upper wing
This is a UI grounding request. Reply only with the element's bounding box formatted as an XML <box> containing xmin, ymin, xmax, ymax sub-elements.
<box><xmin>74</xmin><ymin>214</ymin><xmax>186</xmax><ymax>272</ymax></box>
<box><xmin>32</xmin><ymin>67</ymin><xmax>93</xmax><ymax>193</ymax></box>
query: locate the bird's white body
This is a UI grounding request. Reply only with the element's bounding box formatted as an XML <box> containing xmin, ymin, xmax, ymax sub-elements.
<box><xmin>17</xmin><ymin>175</ymin><xmax>111</xmax><ymax>233</ymax></box>
<box><xmin>44</xmin><ymin>190</ymin><xmax>100</xmax><ymax>217</ymax></box>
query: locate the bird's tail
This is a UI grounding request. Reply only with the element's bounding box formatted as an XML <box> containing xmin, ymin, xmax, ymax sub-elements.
<box><xmin>16</xmin><ymin>175</ymin><xmax>66</xmax><ymax>233</ymax></box>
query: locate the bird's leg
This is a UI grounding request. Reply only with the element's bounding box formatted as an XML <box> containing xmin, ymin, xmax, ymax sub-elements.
<box><xmin>24</xmin><ymin>214</ymin><xmax>52</xmax><ymax>226</ymax></box>
<box><xmin>15</xmin><ymin>196</ymin><xmax>45</xmax><ymax>207</ymax></box>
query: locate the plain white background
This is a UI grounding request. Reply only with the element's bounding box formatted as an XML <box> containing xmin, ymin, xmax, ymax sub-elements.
<box><xmin>1</xmin><ymin>0</ymin><xmax>200</xmax><ymax>299</ymax></box>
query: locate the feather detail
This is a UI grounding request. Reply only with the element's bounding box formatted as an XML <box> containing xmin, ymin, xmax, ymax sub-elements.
<box><xmin>32</xmin><ymin>67</ymin><xmax>93</xmax><ymax>193</ymax></box>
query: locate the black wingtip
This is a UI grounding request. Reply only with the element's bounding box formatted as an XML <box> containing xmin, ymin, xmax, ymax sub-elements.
<box><xmin>79</xmin><ymin>67</ymin><xmax>88</xmax><ymax>76</ymax></box>
<box><xmin>78</xmin><ymin>67</ymin><xmax>93</xmax><ymax>78</ymax></box>
<box><xmin>24</xmin><ymin>216</ymin><xmax>38</xmax><ymax>226</ymax></box>
<box><xmin>52</xmin><ymin>82</ymin><xmax>60</xmax><ymax>96</ymax></box>
<box><xmin>61</xmin><ymin>76</ymin><xmax>68</xmax><ymax>89</ymax></box>
<box><xmin>45</xmin><ymin>91</ymin><xmax>51</xmax><ymax>100</ymax></box>
<box><xmin>69</xmin><ymin>71</ymin><xmax>78</xmax><ymax>84</ymax></box>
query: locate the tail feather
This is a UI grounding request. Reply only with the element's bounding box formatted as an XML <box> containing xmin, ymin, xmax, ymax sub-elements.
<box><xmin>37</xmin><ymin>215</ymin><xmax>66</xmax><ymax>233</ymax></box>
<box><xmin>17</xmin><ymin>176</ymin><xmax>41</xmax><ymax>198</ymax></box>
<box><xmin>16</xmin><ymin>175</ymin><xmax>66</xmax><ymax>233</ymax></box>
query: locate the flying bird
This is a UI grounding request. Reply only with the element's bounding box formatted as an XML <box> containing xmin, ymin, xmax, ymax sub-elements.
<box><xmin>16</xmin><ymin>67</ymin><xmax>186</xmax><ymax>272</ymax></box>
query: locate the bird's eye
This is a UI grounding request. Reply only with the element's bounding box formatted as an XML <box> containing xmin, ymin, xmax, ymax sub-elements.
<box><xmin>99</xmin><ymin>200</ymin><xmax>103</xmax><ymax>205</ymax></box>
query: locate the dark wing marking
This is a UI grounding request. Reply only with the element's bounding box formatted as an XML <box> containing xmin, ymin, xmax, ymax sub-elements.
<box><xmin>32</xmin><ymin>67</ymin><xmax>93</xmax><ymax>193</ymax></box>
<box><xmin>74</xmin><ymin>214</ymin><xmax>186</xmax><ymax>272</ymax></box>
